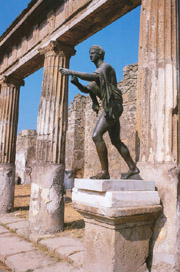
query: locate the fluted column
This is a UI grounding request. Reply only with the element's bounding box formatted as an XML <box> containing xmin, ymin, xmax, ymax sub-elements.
<box><xmin>136</xmin><ymin>1</ymin><xmax>180</xmax><ymax>271</ymax></box>
<box><xmin>0</xmin><ymin>76</ymin><xmax>24</xmax><ymax>213</ymax></box>
<box><xmin>136</xmin><ymin>0</ymin><xmax>179</xmax><ymax>164</ymax></box>
<box><xmin>29</xmin><ymin>41</ymin><xmax>75</xmax><ymax>234</ymax></box>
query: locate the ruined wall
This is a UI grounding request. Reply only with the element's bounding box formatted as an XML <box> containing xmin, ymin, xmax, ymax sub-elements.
<box><xmin>16</xmin><ymin>130</ymin><xmax>37</xmax><ymax>184</ymax></box>
<box><xmin>65</xmin><ymin>63</ymin><xmax>138</xmax><ymax>179</ymax></box>
<box><xmin>65</xmin><ymin>94</ymin><xmax>87</xmax><ymax>178</ymax></box>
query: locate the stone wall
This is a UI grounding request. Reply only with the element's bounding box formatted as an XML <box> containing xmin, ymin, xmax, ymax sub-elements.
<box><xmin>16</xmin><ymin>130</ymin><xmax>37</xmax><ymax>184</ymax></box>
<box><xmin>65</xmin><ymin>63</ymin><xmax>138</xmax><ymax>179</ymax></box>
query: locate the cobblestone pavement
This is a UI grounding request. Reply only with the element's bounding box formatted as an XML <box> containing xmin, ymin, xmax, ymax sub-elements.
<box><xmin>0</xmin><ymin>214</ymin><xmax>83</xmax><ymax>272</ymax></box>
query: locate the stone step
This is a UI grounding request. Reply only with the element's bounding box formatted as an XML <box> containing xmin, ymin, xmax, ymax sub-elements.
<box><xmin>74</xmin><ymin>178</ymin><xmax>155</xmax><ymax>192</ymax></box>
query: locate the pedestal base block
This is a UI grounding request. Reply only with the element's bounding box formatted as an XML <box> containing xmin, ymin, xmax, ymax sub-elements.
<box><xmin>0</xmin><ymin>163</ymin><xmax>15</xmax><ymax>213</ymax></box>
<box><xmin>29</xmin><ymin>163</ymin><xmax>64</xmax><ymax>234</ymax></box>
<box><xmin>73</xmin><ymin>179</ymin><xmax>162</xmax><ymax>272</ymax></box>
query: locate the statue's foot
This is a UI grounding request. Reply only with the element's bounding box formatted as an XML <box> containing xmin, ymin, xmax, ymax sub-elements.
<box><xmin>90</xmin><ymin>172</ymin><xmax>110</xmax><ymax>179</ymax></box>
<box><xmin>123</xmin><ymin>167</ymin><xmax>140</xmax><ymax>179</ymax></box>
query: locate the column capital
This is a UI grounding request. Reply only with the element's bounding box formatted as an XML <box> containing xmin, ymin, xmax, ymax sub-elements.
<box><xmin>39</xmin><ymin>41</ymin><xmax>76</xmax><ymax>58</ymax></box>
<box><xmin>0</xmin><ymin>75</ymin><xmax>25</xmax><ymax>88</ymax></box>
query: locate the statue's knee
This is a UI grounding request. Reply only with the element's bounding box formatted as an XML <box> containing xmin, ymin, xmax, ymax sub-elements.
<box><xmin>92</xmin><ymin>132</ymin><xmax>101</xmax><ymax>143</ymax></box>
<box><xmin>111</xmin><ymin>137</ymin><xmax>120</xmax><ymax>146</ymax></box>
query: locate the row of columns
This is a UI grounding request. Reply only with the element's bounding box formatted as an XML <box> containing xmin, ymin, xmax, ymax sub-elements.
<box><xmin>0</xmin><ymin>42</ymin><xmax>75</xmax><ymax>233</ymax></box>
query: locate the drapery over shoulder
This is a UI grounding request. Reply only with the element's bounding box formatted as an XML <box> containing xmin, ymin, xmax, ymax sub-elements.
<box><xmin>94</xmin><ymin>67</ymin><xmax>123</xmax><ymax>120</ymax></box>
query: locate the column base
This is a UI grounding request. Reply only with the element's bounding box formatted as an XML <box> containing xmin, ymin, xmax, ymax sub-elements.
<box><xmin>73</xmin><ymin>179</ymin><xmax>162</xmax><ymax>272</ymax></box>
<box><xmin>0</xmin><ymin>163</ymin><xmax>15</xmax><ymax>214</ymax></box>
<box><xmin>29</xmin><ymin>163</ymin><xmax>64</xmax><ymax>234</ymax></box>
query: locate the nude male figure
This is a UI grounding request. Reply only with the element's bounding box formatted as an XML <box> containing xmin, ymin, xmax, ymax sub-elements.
<box><xmin>60</xmin><ymin>45</ymin><xmax>139</xmax><ymax>179</ymax></box>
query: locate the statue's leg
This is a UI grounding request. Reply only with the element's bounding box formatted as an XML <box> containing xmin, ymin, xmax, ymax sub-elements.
<box><xmin>91</xmin><ymin>111</ymin><xmax>111</xmax><ymax>179</ymax></box>
<box><xmin>108</xmin><ymin>120</ymin><xmax>139</xmax><ymax>179</ymax></box>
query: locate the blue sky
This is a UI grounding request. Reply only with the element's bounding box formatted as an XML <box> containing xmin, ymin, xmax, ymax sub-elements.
<box><xmin>0</xmin><ymin>1</ymin><xmax>141</xmax><ymax>133</ymax></box>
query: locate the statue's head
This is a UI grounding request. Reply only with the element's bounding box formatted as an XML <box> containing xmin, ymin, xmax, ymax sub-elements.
<box><xmin>89</xmin><ymin>45</ymin><xmax>105</xmax><ymax>61</ymax></box>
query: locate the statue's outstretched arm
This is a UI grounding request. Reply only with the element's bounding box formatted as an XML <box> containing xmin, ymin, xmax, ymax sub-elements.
<box><xmin>59</xmin><ymin>68</ymin><xmax>99</xmax><ymax>83</ymax></box>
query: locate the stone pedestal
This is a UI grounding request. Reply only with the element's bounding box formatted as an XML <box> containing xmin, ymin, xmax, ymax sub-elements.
<box><xmin>72</xmin><ymin>179</ymin><xmax>162</xmax><ymax>272</ymax></box>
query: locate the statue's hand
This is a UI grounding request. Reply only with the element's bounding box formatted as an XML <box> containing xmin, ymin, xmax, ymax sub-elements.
<box><xmin>59</xmin><ymin>67</ymin><xmax>71</xmax><ymax>75</ymax></box>
<box><xmin>71</xmin><ymin>76</ymin><xmax>79</xmax><ymax>85</ymax></box>
<box><xmin>92</xmin><ymin>103</ymin><xmax>100</xmax><ymax>115</ymax></box>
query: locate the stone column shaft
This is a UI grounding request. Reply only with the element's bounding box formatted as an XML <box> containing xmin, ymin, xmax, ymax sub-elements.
<box><xmin>0</xmin><ymin>76</ymin><xmax>24</xmax><ymax>213</ymax></box>
<box><xmin>29</xmin><ymin>41</ymin><xmax>75</xmax><ymax>234</ymax></box>
<box><xmin>36</xmin><ymin>41</ymin><xmax>75</xmax><ymax>164</ymax></box>
<box><xmin>136</xmin><ymin>0</ymin><xmax>179</xmax><ymax>163</ymax></box>
<box><xmin>136</xmin><ymin>1</ymin><xmax>180</xmax><ymax>271</ymax></box>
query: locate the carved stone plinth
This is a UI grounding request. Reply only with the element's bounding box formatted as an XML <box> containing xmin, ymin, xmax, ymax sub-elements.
<box><xmin>29</xmin><ymin>163</ymin><xmax>64</xmax><ymax>234</ymax></box>
<box><xmin>72</xmin><ymin>179</ymin><xmax>162</xmax><ymax>272</ymax></box>
<box><xmin>0</xmin><ymin>163</ymin><xmax>15</xmax><ymax>213</ymax></box>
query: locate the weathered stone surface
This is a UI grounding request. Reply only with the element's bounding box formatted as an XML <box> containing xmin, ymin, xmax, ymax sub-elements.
<box><xmin>74</xmin><ymin>178</ymin><xmax>155</xmax><ymax>192</ymax></box>
<box><xmin>29</xmin><ymin>163</ymin><xmax>64</xmax><ymax>234</ymax></box>
<box><xmin>0</xmin><ymin>226</ymin><xmax>9</xmax><ymax>235</ymax></box>
<box><xmin>5</xmin><ymin>250</ymin><xmax>55</xmax><ymax>272</ymax></box>
<box><xmin>33</xmin><ymin>262</ymin><xmax>83</xmax><ymax>272</ymax></box>
<box><xmin>73</xmin><ymin>189</ymin><xmax>160</xmax><ymax>208</ymax></box>
<box><xmin>68</xmin><ymin>251</ymin><xmax>83</xmax><ymax>267</ymax></box>
<box><xmin>0</xmin><ymin>235</ymin><xmax>34</xmax><ymax>262</ymax></box>
<box><xmin>0</xmin><ymin>215</ymin><xmax>23</xmax><ymax>225</ymax></box>
<box><xmin>72</xmin><ymin>179</ymin><xmax>160</xmax><ymax>209</ymax></box>
<box><xmin>65</xmin><ymin>94</ymin><xmax>87</xmax><ymax>178</ymax></box>
<box><xmin>39</xmin><ymin>236</ymin><xmax>83</xmax><ymax>261</ymax></box>
<box><xmin>83</xmin><ymin>218</ymin><xmax>151</xmax><ymax>272</ymax></box>
<box><xmin>7</xmin><ymin>220</ymin><xmax>29</xmax><ymax>232</ymax></box>
<box><xmin>0</xmin><ymin>164</ymin><xmax>15</xmax><ymax>214</ymax></box>
<box><xmin>73</xmin><ymin>179</ymin><xmax>161</xmax><ymax>272</ymax></box>
<box><xmin>16</xmin><ymin>129</ymin><xmax>37</xmax><ymax>184</ymax></box>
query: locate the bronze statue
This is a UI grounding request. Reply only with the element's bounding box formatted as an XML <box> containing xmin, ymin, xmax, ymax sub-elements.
<box><xmin>59</xmin><ymin>45</ymin><xmax>139</xmax><ymax>179</ymax></box>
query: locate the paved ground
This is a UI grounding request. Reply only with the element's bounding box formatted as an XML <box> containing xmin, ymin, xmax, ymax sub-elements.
<box><xmin>0</xmin><ymin>261</ymin><xmax>10</xmax><ymax>272</ymax></box>
<box><xmin>0</xmin><ymin>214</ymin><xmax>84</xmax><ymax>272</ymax></box>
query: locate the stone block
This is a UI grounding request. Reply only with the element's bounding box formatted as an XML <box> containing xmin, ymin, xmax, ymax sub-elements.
<box><xmin>72</xmin><ymin>179</ymin><xmax>160</xmax><ymax>209</ymax></box>
<box><xmin>0</xmin><ymin>215</ymin><xmax>24</xmax><ymax>225</ymax></box>
<box><xmin>39</xmin><ymin>236</ymin><xmax>83</xmax><ymax>263</ymax></box>
<box><xmin>0</xmin><ymin>235</ymin><xmax>34</xmax><ymax>262</ymax></box>
<box><xmin>33</xmin><ymin>262</ymin><xmax>83</xmax><ymax>272</ymax></box>
<box><xmin>74</xmin><ymin>178</ymin><xmax>155</xmax><ymax>192</ymax></box>
<box><xmin>73</xmin><ymin>189</ymin><xmax>160</xmax><ymax>208</ymax></box>
<box><xmin>7</xmin><ymin>220</ymin><xmax>29</xmax><ymax>232</ymax></box>
<box><xmin>68</xmin><ymin>251</ymin><xmax>83</xmax><ymax>267</ymax></box>
<box><xmin>0</xmin><ymin>226</ymin><xmax>9</xmax><ymax>235</ymax></box>
<box><xmin>5</xmin><ymin>250</ymin><xmax>55</xmax><ymax>272</ymax></box>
